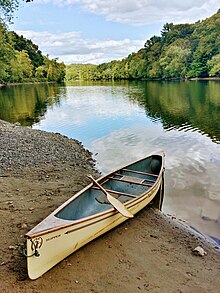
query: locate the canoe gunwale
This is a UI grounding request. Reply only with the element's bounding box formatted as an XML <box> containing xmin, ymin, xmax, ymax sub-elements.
<box><xmin>25</xmin><ymin>177</ymin><xmax>162</xmax><ymax>239</ymax></box>
<box><xmin>25</xmin><ymin>151</ymin><xmax>165</xmax><ymax>239</ymax></box>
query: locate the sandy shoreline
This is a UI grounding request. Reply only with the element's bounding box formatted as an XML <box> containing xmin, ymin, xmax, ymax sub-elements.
<box><xmin>0</xmin><ymin>120</ymin><xmax>219</xmax><ymax>293</ymax></box>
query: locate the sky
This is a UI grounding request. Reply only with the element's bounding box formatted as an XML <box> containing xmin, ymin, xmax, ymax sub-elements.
<box><xmin>10</xmin><ymin>0</ymin><xmax>220</xmax><ymax>65</ymax></box>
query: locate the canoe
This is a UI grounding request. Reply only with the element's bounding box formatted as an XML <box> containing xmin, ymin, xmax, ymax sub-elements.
<box><xmin>25</xmin><ymin>151</ymin><xmax>165</xmax><ymax>279</ymax></box>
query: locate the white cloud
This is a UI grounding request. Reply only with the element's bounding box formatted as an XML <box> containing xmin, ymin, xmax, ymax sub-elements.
<box><xmin>16</xmin><ymin>30</ymin><xmax>144</xmax><ymax>64</ymax></box>
<box><xmin>35</xmin><ymin>0</ymin><xmax>220</xmax><ymax>25</ymax></box>
<box><xmin>16</xmin><ymin>1</ymin><xmax>219</xmax><ymax>64</ymax></box>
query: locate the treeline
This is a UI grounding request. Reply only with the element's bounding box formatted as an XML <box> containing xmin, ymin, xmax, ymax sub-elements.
<box><xmin>0</xmin><ymin>23</ymin><xmax>65</xmax><ymax>84</ymax></box>
<box><xmin>66</xmin><ymin>9</ymin><xmax>220</xmax><ymax>81</ymax></box>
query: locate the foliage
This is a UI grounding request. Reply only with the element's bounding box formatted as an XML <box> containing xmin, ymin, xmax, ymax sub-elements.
<box><xmin>9</xmin><ymin>50</ymin><xmax>33</xmax><ymax>82</ymax></box>
<box><xmin>159</xmin><ymin>41</ymin><xmax>191</xmax><ymax>78</ymax></box>
<box><xmin>0</xmin><ymin>1</ymin><xmax>66</xmax><ymax>84</ymax></box>
<box><xmin>43</xmin><ymin>56</ymin><xmax>66</xmax><ymax>82</ymax></box>
<box><xmin>0</xmin><ymin>22</ymin><xmax>14</xmax><ymax>81</ymax></box>
<box><xmin>208</xmin><ymin>53</ymin><xmax>220</xmax><ymax>76</ymax></box>
<box><xmin>9</xmin><ymin>32</ymin><xmax>44</xmax><ymax>69</ymax></box>
<box><xmin>0</xmin><ymin>22</ymin><xmax>66</xmax><ymax>83</ymax></box>
<box><xmin>66</xmin><ymin>9</ymin><xmax>220</xmax><ymax>81</ymax></box>
<box><xmin>66</xmin><ymin>64</ymin><xmax>99</xmax><ymax>81</ymax></box>
<box><xmin>0</xmin><ymin>0</ymin><xmax>19</xmax><ymax>23</ymax></box>
<box><xmin>0</xmin><ymin>0</ymin><xmax>32</xmax><ymax>23</ymax></box>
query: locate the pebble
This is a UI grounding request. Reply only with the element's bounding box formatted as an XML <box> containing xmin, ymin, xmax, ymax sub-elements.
<box><xmin>8</xmin><ymin>245</ymin><xmax>17</xmax><ymax>250</ymax></box>
<box><xmin>20</xmin><ymin>223</ymin><xmax>28</xmax><ymax>229</ymax></box>
<box><xmin>0</xmin><ymin>119</ymin><xmax>96</xmax><ymax>175</ymax></box>
<box><xmin>193</xmin><ymin>246</ymin><xmax>207</xmax><ymax>256</ymax></box>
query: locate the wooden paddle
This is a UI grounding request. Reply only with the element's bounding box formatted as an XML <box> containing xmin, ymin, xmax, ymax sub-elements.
<box><xmin>87</xmin><ymin>175</ymin><xmax>133</xmax><ymax>218</ymax></box>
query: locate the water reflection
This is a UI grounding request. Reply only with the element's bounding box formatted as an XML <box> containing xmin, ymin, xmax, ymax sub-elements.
<box><xmin>130</xmin><ymin>80</ymin><xmax>220</xmax><ymax>143</ymax></box>
<box><xmin>0</xmin><ymin>84</ymin><xmax>65</xmax><ymax>125</ymax></box>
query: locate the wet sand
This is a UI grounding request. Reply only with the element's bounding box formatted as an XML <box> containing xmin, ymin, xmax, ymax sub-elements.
<box><xmin>0</xmin><ymin>120</ymin><xmax>219</xmax><ymax>293</ymax></box>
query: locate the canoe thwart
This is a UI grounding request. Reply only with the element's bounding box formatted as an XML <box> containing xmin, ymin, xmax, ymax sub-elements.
<box><xmin>108</xmin><ymin>175</ymin><xmax>154</xmax><ymax>187</ymax></box>
<box><xmin>122</xmin><ymin>168</ymin><xmax>159</xmax><ymax>178</ymax></box>
<box><xmin>92</xmin><ymin>186</ymin><xmax>137</xmax><ymax>204</ymax></box>
<box><xmin>91</xmin><ymin>186</ymin><xmax>137</xmax><ymax>198</ymax></box>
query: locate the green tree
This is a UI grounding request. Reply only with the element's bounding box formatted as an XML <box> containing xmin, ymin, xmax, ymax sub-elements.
<box><xmin>9</xmin><ymin>32</ymin><xmax>44</xmax><ymax>69</ymax></box>
<box><xmin>43</xmin><ymin>56</ymin><xmax>66</xmax><ymax>82</ymax></box>
<box><xmin>9</xmin><ymin>50</ymin><xmax>33</xmax><ymax>82</ymax></box>
<box><xmin>35</xmin><ymin>65</ymin><xmax>47</xmax><ymax>80</ymax></box>
<box><xmin>148</xmin><ymin>61</ymin><xmax>162</xmax><ymax>79</ymax></box>
<box><xmin>0</xmin><ymin>22</ymin><xmax>14</xmax><ymax>82</ymax></box>
<box><xmin>161</xmin><ymin>23</ymin><xmax>174</xmax><ymax>38</ymax></box>
<box><xmin>159</xmin><ymin>41</ymin><xmax>191</xmax><ymax>78</ymax></box>
<box><xmin>208</xmin><ymin>53</ymin><xmax>220</xmax><ymax>76</ymax></box>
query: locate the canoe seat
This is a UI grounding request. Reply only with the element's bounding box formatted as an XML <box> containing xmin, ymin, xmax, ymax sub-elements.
<box><xmin>121</xmin><ymin>175</ymin><xmax>143</xmax><ymax>184</ymax></box>
<box><xmin>108</xmin><ymin>175</ymin><xmax>154</xmax><ymax>187</ymax></box>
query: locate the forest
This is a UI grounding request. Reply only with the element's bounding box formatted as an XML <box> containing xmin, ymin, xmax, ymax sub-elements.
<box><xmin>66</xmin><ymin>9</ymin><xmax>220</xmax><ymax>81</ymax></box>
<box><xmin>0</xmin><ymin>23</ymin><xmax>66</xmax><ymax>84</ymax></box>
<box><xmin>1</xmin><ymin>5</ymin><xmax>219</xmax><ymax>84</ymax></box>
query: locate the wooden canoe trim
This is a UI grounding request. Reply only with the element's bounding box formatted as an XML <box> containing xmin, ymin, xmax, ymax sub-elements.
<box><xmin>108</xmin><ymin>176</ymin><xmax>153</xmax><ymax>187</ymax></box>
<box><xmin>91</xmin><ymin>186</ymin><xmax>137</xmax><ymax>198</ymax></box>
<box><xmin>99</xmin><ymin>178</ymin><xmax>110</xmax><ymax>185</ymax></box>
<box><xmin>114</xmin><ymin>172</ymin><xmax>156</xmax><ymax>183</ymax></box>
<box><xmin>122</xmin><ymin>168</ymin><xmax>158</xmax><ymax>178</ymax></box>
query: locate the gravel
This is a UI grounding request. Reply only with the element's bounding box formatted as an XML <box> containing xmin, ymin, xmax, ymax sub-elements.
<box><xmin>0</xmin><ymin>120</ymin><xmax>96</xmax><ymax>175</ymax></box>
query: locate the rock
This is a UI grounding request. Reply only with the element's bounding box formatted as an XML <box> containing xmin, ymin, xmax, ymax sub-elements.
<box><xmin>8</xmin><ymin>245</ymin><xmax>17</xmax><ymax>250</ymax></box>
<box><xmin>193</xmin><ymin>246</ymin><xmax>207</xmax><ymax>256</ymax></box>
<box><xmin>20</xmin><ymin>223</ymin><xmax>28</xmax><ymax>229</ymax></box>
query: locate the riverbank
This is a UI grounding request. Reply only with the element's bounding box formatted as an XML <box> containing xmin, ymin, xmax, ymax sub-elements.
<box><xmin>1</xmin><ymin>77</ymin><xmax>220</xmax><ymax>88</ymax></box>
<box><xmin>0</xmin><ymin>120</ymin><xmax>219</xmax><ymax>293</ymax></box>
<box><xmin>0</xmin><ymin>81</ymin><xmax>57</xmax><ymax>88</ymax></box>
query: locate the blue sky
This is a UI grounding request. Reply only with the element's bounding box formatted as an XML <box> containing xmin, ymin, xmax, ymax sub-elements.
<box><xmin>10</xmin><ymin>0</ymin><xmax>219</xmax><ymax>64</ymax></box>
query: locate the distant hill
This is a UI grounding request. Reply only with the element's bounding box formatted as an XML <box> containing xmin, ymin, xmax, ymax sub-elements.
<box><xmin>66</xmin><ymin>9</ymin><xmax>220</xmax><ymax>81</ymax></box>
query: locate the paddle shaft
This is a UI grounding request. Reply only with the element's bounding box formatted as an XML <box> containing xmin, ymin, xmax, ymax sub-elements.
<box><xmin>87</xmin><ymin>175</ymin><xmax>133</xmax><ymax>218</ymax></box>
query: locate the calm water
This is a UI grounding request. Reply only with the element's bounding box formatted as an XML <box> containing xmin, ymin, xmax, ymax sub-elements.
<box><xmin>1</xmin><ymin>80</ymin><xmax>220</xmax><ymax>244</ymax></box>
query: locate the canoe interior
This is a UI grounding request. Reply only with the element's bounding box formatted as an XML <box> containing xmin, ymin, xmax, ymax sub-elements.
<box><xmin>55</xmin><ymin>155</ymin><xmax>162</xmax><ymax>221</ymax></box>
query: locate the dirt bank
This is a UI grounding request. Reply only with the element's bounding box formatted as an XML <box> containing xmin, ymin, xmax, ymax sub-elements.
<box><xmin>0</xmin><ymin>120</ymin><xmax>219</xmax><ymax>293</ymax></box>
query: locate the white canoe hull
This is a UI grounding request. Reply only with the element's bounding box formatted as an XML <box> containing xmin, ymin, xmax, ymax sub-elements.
<box><xmin>26</xmin><ymin>152</ymin><xmax>164</xmax><ymax>279</ymax></box>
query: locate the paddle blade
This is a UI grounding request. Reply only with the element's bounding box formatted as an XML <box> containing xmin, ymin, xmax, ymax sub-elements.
<box><xmin>106</xmin><ymin>193</ymin><xmax>134</xmax><ymax>218</ymax></box>
<box><xmin>87</xmin><ymin>175</ymin><xmax>133</xmax><ymax>218</ymax></box>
